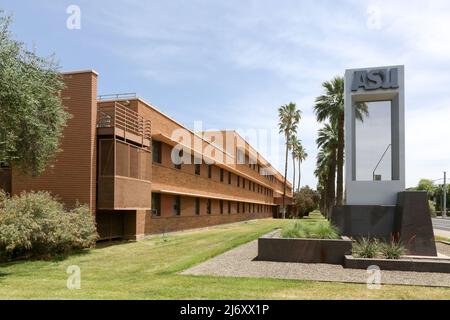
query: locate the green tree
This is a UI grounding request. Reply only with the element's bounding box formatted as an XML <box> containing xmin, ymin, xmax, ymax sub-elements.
<box><xmin>0</xmin><ymin>12</ymin><xmax>69</xmax><ymax>176</ymax></box>
<box><xmin>278</xmin><ymin>102</ymin><xmax>301</xmax><ymax>219</ymax></box>
<box><xmin>314</xmin><ymin>76</ymin><xmax>368</xmax><ymax>205</ymax></box>
<box><xmin>293</xmin><ymin>186</ymin><xmax>319</xmax><ymax>218</ymax></box>
<box><xmin>416</xmin><ymin>179</ymin><xmax>436</xmax><ymax>198</ymax></box>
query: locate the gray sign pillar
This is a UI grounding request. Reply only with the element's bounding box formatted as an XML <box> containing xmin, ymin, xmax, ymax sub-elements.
<box><xmin>344</xmin><ymin>65</ymin><xmax>405</xmax><ymax>205</ymax></box>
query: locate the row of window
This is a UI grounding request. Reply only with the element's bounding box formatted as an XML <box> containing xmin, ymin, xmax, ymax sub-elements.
<box><xmin>151</xmin><ymin>193</ymin><xmax>271</xmax><ymax>217</ymax></box>
<box><xmin>152</xmin><ymin>141</ymin><xmax>274</xmax><ymax>197</ymax></box>
<box><xmin>152</xmin><ymin>140</ymin><xmax>284</xmax><ymax>192</ymax></box>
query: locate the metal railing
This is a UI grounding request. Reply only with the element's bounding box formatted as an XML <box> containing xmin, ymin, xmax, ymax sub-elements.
<box><xmin>97</xmin><ymin>102</ymin><xmax>151</xmax><ymax>142</ymax></box>
<box><xmin>97</xmin><ymin>93</ymin><xmax>137</xmax><ymax>101</ymax></box>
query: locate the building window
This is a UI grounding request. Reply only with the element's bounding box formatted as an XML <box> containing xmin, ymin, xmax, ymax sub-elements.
<box><xmin>208</xmin><ymin>165</ymin><xmax>212</xmax><ymax>178</ymax></box>
<box><xmin>220</xmin><ymin>168</ymin><xmax>224</xmax><ymax>182</ymax></box>
<box><xmin>174</xmin><ymin>149</ymin><xmax>183</xmax><ymax>169</ymax></box>
<box><xmin>151</xmin><ymin>193</ymin><xmax>161</xmax><ymax>216</ymax></box>
<box><xmin>243</xmin><ymin>178</ymin><xmax>246</xmax><ymax>189</ymax></box>
<box><xmin>253</xmin><ymin>203</ymin><xmax>255</xmax><ymax>212</ymax></box>
<box><xmin>228</xmin><ymin>172</ymin><xmax>232</xmax><ymax>184</ymax></box>
<box><xmin>195</xmin><ymin>163</ymin><xmax>201</xmax><ymax>175</ymax></box>
<box><xmin>227</xmin><ymin>201</ymin><xmax>231</xmax><ymax>214</ymax></box>
<box><xmin>152</xmin><ymin>141</ymin><xmax>162</xmax><ymax>164</ymax></box>
<box><xmin>195</xmin><ymin>198</ymin><xmax>200</xmax><ymax>215</ymax></box>
<box><xmin>237</xmin><ymin>176</ymin><xmax>240</xmax><ymax>187</ymax></box>
<box><xmin>206</xmin><ymin>199</ymin><xmax>211</xmax><ymax>214</ymax></box>
<box><xmin>237</xmin><ymin>202</ymin><xmax>240</xmax><ymax>213</ymax></box>
<box><xmin>220</xmin><ymin>200</ymin><xmax>224</xmax><ymax>214</ymax></box>
<box><xmin>173</xmin><ymin>196</ymin><xmax>181</xmax><ymax>216</ymax></box>
<box><xmin>243</xmin><ymin>202</ymin><xmax>246</xmax><ymax>213</ymax></box>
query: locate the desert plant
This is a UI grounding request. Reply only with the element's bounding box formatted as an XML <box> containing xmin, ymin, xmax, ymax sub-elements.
<box><xmin>309</xmin><ymin>223</ymin><xmax>340</xmax><ymax>239</ymax></box>
<box><xmin>281</xmin><ymin>221</ymin><xmax>340</xmax><ymax>239</ymax></box>
<box><xmin>380</xmin><ymin>241</ymin><xmax>405</xmax><ymax>259</ymax></box>
<box><xmin>352</xmin><ymin>238</ymin><xmax>381</xmax><ymax>258</ymax></box>
<box><xmin>0</xmin><ymin>191</ymin><xmax>98</xmax><ymax>261</ymax></box>
<box><xmin>281</xmin><ymin>221</ymin><xmax>309</xmax><ymax>239</ymax></box>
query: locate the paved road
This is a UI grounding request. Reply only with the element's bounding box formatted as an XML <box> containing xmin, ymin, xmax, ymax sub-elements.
<box><xmin>433</xmin><ymin>218</ymin><xmax>450</xmax><ymax>231</ymax></box>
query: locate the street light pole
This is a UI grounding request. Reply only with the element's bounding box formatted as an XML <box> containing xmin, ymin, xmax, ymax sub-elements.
<box><xmin>444</xmin><ymin>171</ymin><xmax>447</xmax><ymax>218</ymax></box>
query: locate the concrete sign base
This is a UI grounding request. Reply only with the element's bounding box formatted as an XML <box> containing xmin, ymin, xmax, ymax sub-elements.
<box><xmin>331</xmin><ymin>191</ymin><xmax>437</xmax><ymax>256</ymax></box>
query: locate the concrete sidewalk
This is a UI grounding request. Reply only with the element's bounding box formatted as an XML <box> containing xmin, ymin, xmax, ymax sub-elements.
<box><xmin>182</xmin><ymin>240</ymin><xmax>450</xmax><ymax>288</ymax></box>
<box><xmin>435</xmin><ymin>229</ymin><xmax>450</xmax><ymax>239</ymax></box>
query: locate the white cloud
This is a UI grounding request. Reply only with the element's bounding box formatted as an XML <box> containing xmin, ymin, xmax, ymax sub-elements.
<box><xmin>83</xmin><ymin>0</ymin><xmax>450</xmax><ymax>188</ymax></box>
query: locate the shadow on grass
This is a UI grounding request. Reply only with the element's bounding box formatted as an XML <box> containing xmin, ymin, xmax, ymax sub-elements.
<box><xmin>0</xmin><ymin>247</ymin><xmax>93</xmax><ymax>268</ymax></box>
<box><xmin>95</xmin><ymin>239</ymin><xmax>131</xmax><ymax>250</ymax></box>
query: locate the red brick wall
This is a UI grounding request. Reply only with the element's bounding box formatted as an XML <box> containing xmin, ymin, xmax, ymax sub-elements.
<box><xmin>141</xmin><ymin>194</ymin><xmax>272</xmax><ymax>235</ymax></box>
<box><xmin>11</xmin><ymin>71</ymin><xmax>98</xmax><ymax>213</ymax></box>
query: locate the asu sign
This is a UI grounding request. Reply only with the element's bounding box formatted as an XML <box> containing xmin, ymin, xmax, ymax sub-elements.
<box><xmin>351</xmin><ymin>68</ymin><xmax>399</xmax><ymax>91</ymax></box>
<box><xmin>345</xmin><ymin>65</ymin><xmax>405</xmax><ymax>206</ymax></box>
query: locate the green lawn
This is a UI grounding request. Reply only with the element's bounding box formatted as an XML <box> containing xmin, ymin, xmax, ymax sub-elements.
<box><xmin>0</xmin><ymin>215</ymin><xmax>449</xmax><ymax>300</ymax></box>
<box><xmin>436</xmin><ymin>235</ymin><xmax>450</xmax><ymax>242</ymax></box>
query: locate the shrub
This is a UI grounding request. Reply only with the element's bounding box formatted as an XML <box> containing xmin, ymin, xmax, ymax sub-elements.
<box><xmin>380</xmin><ymin>241</ymin><xmax>405</xmax><ymax>259</ymax></box>
<box><xmin>281</xmin><ymin>221</ymin><xmax>340</xmax><ymax>239</ymax></box>
<box><xmin>352</xmin><ymin>238</ymin><xmax>381</xmax><ymax>259</ymax></box>
<box><xmin>281</xmin><ymin>221</ymin><xmax>309</xmax><ymax>239</ymax></box>
<box><xmin>352</xmin><ymin>238</ymin><xmax>406</xmax><ymax>259</ymax></box>
<box><xmin>0</xmin><ymin>191</ymin><xmax>98</xmax><ymax>261</ymax></box>
<box><xmin>310</xmin><ymin>223</ymin><xmax>340</xmax><ymax>239</ymax></box>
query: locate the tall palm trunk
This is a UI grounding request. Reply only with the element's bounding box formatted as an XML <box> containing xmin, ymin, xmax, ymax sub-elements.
<box><xmin>282</xmin><ymin>135</ymin><xmax>289</xmax><ymax>219</ymax></box>
<box><xmin>326</xmin><ymin>149</ymin><xmax>337</xmax><ymax>219</ymax></box>
<box><xmin>336</xmin><ymin>114</ymin><xmax>344</xmax><ymax>205</ymax></box>
<box><xmin>320</xmin><ymin>189</ymin><xmax>327</xmax><ymax>214</ymax></box>
<box><xmin>292</xmin><ymin>153</ymin><xmax>296</xmax><ymax>195</ymax></box>
<box><xmin>297</xmin><ymin>160</ymin><xmax>301</xmax><ymax>192</ymax></box>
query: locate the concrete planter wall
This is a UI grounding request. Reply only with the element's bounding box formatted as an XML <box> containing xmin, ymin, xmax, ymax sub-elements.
<box><xmin>344</xmin><ymin>255</ymin><xmax>450</xmax><ymax>273</ymax></box>
<box><xmin>257</xmin><ymin>231</ymin><xmax>352</xmax><ymax>265</ymax></box>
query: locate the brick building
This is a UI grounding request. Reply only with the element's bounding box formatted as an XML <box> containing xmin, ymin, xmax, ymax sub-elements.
<box><xmin>0</xmin><ymin>70</ymin><xmax>293</xmax><ymax>240</ymax></box>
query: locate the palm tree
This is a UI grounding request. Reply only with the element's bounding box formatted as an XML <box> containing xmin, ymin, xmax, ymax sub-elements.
<box><xmin>289</xmin><ymin>136</ymin><xmax>301</xmax><ymax>194</ymax></box>
<box><xmin>278</xmin><ymin>102</ymin><xmax>301</xmax><ymax>219</ymax></box>
<box><xmin>316</xmin><ymin>123</ymin><xmax>338</xmax><ymax>218</ymax></box>
<box><xmin>314</xmin><ymin>76</ymin><xmax>368</xmax><ymax>205</ymax></box>
<box><xmin>315</xmin><ymin>149</ymin><xmax>330</xmax><ymax>214</ymax></box>
<box><xmin>294</xmin><ymin>142</ymin><xmax>308</xmax><ymax>193</ymax></box>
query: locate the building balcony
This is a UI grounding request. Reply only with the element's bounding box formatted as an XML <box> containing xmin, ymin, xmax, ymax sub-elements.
<box><xmin>96</xmin><ymin>99</ymin><xmax>152</xmax><ymax>210</ymax></box>
<box><xmin>97</xmin><ymin>99</ymin><xmax>151</xmax><ymax>148</ymax></box>
<box><xmin>97</xmin><ymin>138</ymin><xmax>152</xmax><ymax>210</ymax></box>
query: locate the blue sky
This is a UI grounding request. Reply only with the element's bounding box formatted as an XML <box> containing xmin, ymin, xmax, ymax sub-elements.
<box><xmin>2</xmin><ymin>0</ymin><xmax>450</xmax><ymax>188</ymax></box>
